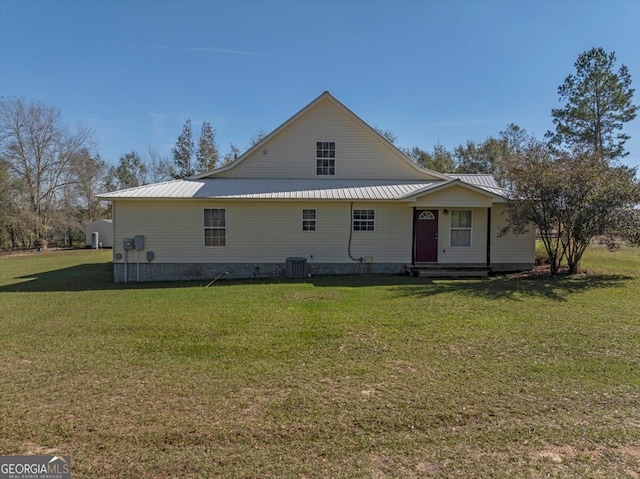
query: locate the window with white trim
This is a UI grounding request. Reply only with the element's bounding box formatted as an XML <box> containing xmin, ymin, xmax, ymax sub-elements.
<box><xmin>450</xmin><ymin>210</ymin><xmax>472</xmax><ymax>247</ymax></box>
<box><xmin>204</xmin><ymin>208</ymin><xmax>226</xmax><ymax>247</ymax></box>
<box><xmin>302</xmin><ymin>209</ymin><xmax>317</xmax><ymax>231</ymax></box>
<box><xmin>316</xmin><ymin>141</ymin><xmax>335</xmax><ymax>175</ymax></box>
<box><xmin>353</xmin><ymin>209</ymin><xmax>375</xmax><ymax>231</ymax></box>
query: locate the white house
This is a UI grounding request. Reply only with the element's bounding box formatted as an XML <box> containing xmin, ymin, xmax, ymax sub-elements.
<box><xmin>98</xmin><ymin>92</ymin><xmax>534</xmax><ymax>282</ymax></box>
<box><xmin>84</xmin><ymin>219</ymin><xmax>113</xmax><ymax>248</ymax></box>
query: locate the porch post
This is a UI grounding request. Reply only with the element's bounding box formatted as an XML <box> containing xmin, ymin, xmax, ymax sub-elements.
<box><xmin>486</xmin><ymin>207</ymin><xmax>492</xmax><ymax>267</ymax></box>
<box><xmin>411</xmin><ymin>207</ymin><xmax>416</xmax><ymax>265</ymax></box>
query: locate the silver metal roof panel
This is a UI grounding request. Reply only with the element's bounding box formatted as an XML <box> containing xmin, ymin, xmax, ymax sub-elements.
<box><xmin>98</xmin><ymin>177</ymin><xmax>508</xmax><ymax>201</ymax></box>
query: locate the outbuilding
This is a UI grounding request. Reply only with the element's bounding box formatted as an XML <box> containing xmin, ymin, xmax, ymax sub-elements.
<box><xmin>84</xmin><ymin>219</ymin><xmax>113</xmax><ymax>248</ymax></box>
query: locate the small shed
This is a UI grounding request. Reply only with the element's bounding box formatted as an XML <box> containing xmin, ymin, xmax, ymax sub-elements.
<box><xmin>85</xmin><ymin>219</ymin><xmax>113</xmax><ymax>248</ymax></box>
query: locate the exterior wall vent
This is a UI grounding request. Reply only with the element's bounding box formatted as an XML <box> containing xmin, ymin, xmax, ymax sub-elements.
<box><xmin>286</xmin><ymin>257</ymin><xmax>307</xmax><ymax>279</ymax></box>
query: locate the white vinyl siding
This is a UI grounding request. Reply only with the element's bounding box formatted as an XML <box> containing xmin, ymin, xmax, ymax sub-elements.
<box><xmin>112</xmin><ymin>200</ymin><xmax>413</xmax><ymax>264</ymax></box>
<box><xmin>112</xmin><ymin>202</ymin><xmax>533</xmax><ymax>267</ymax></box>
<box><xmin>413</xmin><ymin>185</ymin><xmax>495</xmax><ymax>208</ymax></box>
<box><xmin>215</xmin><ymin>98</ymin><xmax>441</xmax><ymax>180</ymax></box>
<box><xmin>490</xmin><ymin>205</ymin><xmax>536</xmax><ymax>264</ymax></box>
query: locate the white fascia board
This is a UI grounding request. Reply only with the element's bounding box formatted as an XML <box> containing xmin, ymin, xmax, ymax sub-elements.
<box><xmin>399</xmin><ymin>179</ymin><xmax>508</xmax><ymax>202</ymax></box>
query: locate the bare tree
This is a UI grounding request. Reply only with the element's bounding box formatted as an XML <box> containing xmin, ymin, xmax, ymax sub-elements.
<box><xmin>221</xmin><ymin>143</ymin><xmax>241</xmax><ymax>167</ymax></box>
<box><xmin>374</xmin><ymin>126</ymin><xmax>398</xmax><ymax>144</ymax></box>
<box><xmin>248</xmin><ymin>128</ymin><xmax>268</xmax><ymax>147</ymax></box>
<box><xmin>71</xmin><ymin>149</ymin><xmax>107</xmax><ymax>222</ymax></box>
<box><xmin>0</xmin><ymin>97</ymin><xmax>95</xmax><ymax>243</ymax></box>
<box><xmin>146</xmin><ymin>147</ymin><xmax>172</xmax><ymax>183</ymax></box>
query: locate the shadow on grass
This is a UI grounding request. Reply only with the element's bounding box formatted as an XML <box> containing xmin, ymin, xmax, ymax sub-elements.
<box><xmin>388</xmin><ymin>273</ymin><xmax>634</xmax><ymax>302</ymax></box>
<box><xmin>0</xmin><ymin>262</ymin><xmax>204</xmax><ymax>293</ymax></box>
<box><xmin>0</xmin><ymin>260</ymin><xmax>633</xmax><ymax>302</ymax></box>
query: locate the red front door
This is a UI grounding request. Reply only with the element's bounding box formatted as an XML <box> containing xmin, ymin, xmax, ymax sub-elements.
<box><xmin>414</xmin><ymin>209</ymin><xmax>439</xmax><ymax>263</ymax></box>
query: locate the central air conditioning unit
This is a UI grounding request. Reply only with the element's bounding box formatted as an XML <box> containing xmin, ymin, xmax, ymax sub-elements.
<box><xmin>286</xmin><ymin>257</ymin><xmax>307</xmax><ymax>279</ymax></box>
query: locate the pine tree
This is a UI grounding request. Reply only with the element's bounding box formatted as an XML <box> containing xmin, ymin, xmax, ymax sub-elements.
<box><xmin>195</xmin><ymin>121</ymin><xmax>219</xmax><ymax>173</ymax></box>
<box><xmin>549</xmin><ymin>47</ymin><xmax>638</xmax><ymax>160</ymax></box>
<box><xmin>107</xmin><ymin>151</ymin><xmax>147</xmax><ymax>190</ymax></box>
<box><xmin>171</xmin><ymin>119</ymin><xmax>195</xmax><ymax>178</ymax></box>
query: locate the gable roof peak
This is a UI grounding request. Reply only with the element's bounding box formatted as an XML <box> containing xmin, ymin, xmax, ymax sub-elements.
<box><xmin>191</xmin><ymin>92</ymin><xmax>449</xmax><ymax>181</ymax></box>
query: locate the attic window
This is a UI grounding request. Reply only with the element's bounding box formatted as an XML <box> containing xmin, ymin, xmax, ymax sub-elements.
<box><xmin>316</xmin><ymin>141</ymin><xmax>335</xmax><ymax>175</ymax></box>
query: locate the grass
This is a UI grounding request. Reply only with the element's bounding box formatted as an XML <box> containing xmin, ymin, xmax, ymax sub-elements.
<box><xmin>0</xmin><ymin>247</ymin><xmax>639</xmax><ymax>478</ymax></box>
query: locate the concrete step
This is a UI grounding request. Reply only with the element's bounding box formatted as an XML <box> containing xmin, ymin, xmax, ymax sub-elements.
<box><xmin>416</xmin><ymin>269</ymin><xmax>488</xmax><ymax>278</ymax></box>
<box><xmin>406</xmin><ymin>264</ymin><xmax>490</xmax><ymax>278</ymax></box>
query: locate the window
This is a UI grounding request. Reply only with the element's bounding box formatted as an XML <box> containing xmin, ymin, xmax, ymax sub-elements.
<box><xmin>450</xmin><ymin>210</ymin><xmax>472</xmax><ymax>247</ymax></box>
<box><xmin>204</xmin><ymin>208</ymin><xmax>226</xmax><ymax>247</ymax></box>
<box><xmin>316</xmin><ymin>141</ymin><xmax>335</xmax><ymax>175</ymax></box>
<box><xmin>353</xmin><ymin>209</ymin><xmax>375</xmax><ymax>231</ymax></box>
<box><xmin>302</xmin><ymin>209</ymin><xmax>317</xmax><ymax>231</ymax></box>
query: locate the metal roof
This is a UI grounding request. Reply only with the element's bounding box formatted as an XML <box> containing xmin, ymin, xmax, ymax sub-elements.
<box><xmin>448</xmin><ymin>174</ymin><xmax>509</xmax><ymax>197</ymax></box>
<box><xmin>448</xmin><ymin>174</ymin><xmax>497</xmax><ymax>186</ymax></box>
<box><xmin>99</xmin><ymin>179</ymin><xmax>439</xmax><ymax>200</ymax></box>
<box><xmin>98</xmin><ymin>177</ymin><xmax>507</xmax><ymax>201</ymax></box>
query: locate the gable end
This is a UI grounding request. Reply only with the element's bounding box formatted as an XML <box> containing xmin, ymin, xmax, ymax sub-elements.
<box><xmin>192</xmin><ymin>92</ymin><xmax>447</xmax><ymax>181</ymax></box>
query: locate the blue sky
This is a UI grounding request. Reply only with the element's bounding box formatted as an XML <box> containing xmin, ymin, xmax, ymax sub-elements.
<box><xmin>1</xmin><ymin>0</ymin><xmax>639</xmax><ymax>171</ymax></box>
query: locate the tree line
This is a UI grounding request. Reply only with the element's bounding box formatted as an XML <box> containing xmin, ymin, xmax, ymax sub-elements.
<box><xmin>0</xmin><ymin>106</ymin><xmax>261</xmax><ymax>248</ymax></box>
<box><xmin>1</xmin><ymin>47</ymin><xmax>639</xmax><ymax>274</ymax></box>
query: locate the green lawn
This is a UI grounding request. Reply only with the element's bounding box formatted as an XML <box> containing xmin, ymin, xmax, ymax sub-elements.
<box><xmin>1</xmin><ymin>247</ymin><xmax>639</xmax><ymax>478</ymax></box>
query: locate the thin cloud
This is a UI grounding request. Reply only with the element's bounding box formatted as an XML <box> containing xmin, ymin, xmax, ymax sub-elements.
<box><xmin>104</xmin><ymin>42</ymin><xmax>264</xmax><ymax>57</ymax></box>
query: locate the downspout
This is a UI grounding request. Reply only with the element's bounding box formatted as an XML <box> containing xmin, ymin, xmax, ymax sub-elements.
<box><xmin>486</xmin><ymin>207</ymin><xmax>492</xmax><ymax>267</ymax></box>
<box><xmin>113</xmin><ymin>202</ymin><xmax>118</xmax><ymax>281</ymax></box>
<box><xmin>347</xmin><ymin>202</ymin><xmax>362</xmax><ymax>263</ymax></box>
<box><xmin>114</xmin><ymin>202</ymin><xmax>128</xmax><ymax>284</ymax></box>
